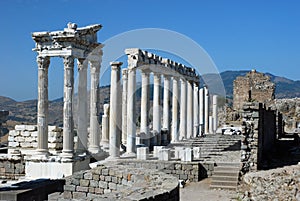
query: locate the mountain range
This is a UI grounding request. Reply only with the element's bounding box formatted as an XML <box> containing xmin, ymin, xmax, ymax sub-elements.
<box><xmin>0</xmin><ymin>70</ymin><xmax>299</xmax><ymax>127</ymax></box>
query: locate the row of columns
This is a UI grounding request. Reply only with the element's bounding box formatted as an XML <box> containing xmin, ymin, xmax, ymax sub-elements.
<box><xmin>36</xmin><ymin>55</ymin><xmax>102</xmax><ymax>159</ymax></box>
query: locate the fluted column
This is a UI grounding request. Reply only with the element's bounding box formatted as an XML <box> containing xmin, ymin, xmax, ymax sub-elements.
<box><xmin>126</xmin><ymin>67</ymin><xmax>136</xmax><ymax>155</ymax></box>
<box><xmin>140</xmin><ymin>70</ymin><xmax>150</xmax><ymax>147</ymax></box>
<box><xmin>179</xmin><ymin>79</ymin><xmax>187</xmax><ymax>140</ymax></box>
<box><xmin>162</xmin><ymin>75</ymin><xmax>171</xmax><ymax>132</ymax></box>
<box><xmin>171</xmin><ymin>77</ymin><xmax>180</xmax><ymax>142</ymax></box>
<box><xmin>199</xmin><ymin>88</ymin><xmax>204</xmax><ymax>136</ymax></box>
<box><xmin>62</xmin><ymin>56</ymin><xmax>75</xmax><ymax>159</ymax></box>
<box><xmin>77</xmin><ymin>58</ymin><xmax>88</xmax><ymax>153</ymax></box>
<box><xmin>109</xmin><ymin>62</ymin><xmax>122</xmax><ymax>158</ymax></box>
<box><xmin>187</xmin><ymin>81</ymin><xmax>194</xmax><ymax>139</ymax></box>
<box><xmin>37</xmin><ymin>56</ymin><xmax>50</xmax><ymax>155</ymax></box>
<box><xmin>193</xmin><ymin>83</ymin><xmax>199</xmax><ymax>138</ymax></box>
<box><xmin>212</xmin><ymin>95</ymin><xmax>218</xmax><ymax>134</ymax></box>
<box><xmin>88</xmin><ymin>60</ymin><xmax>101</xmax><ymax>154</ymax></box>
<box><xmin>121</xmin><ymin>69</ymin><xmax>128</xmax><ymax>146</ymax></box>
<box><xmin>153</xmin><ymin>73</ymin><xmax>162</xmax><ymax>145</ymax></box>
<box><xmin>204</xmin><ymin>86</ymin><xmax>209</xmax><ymax>134</ymax></box>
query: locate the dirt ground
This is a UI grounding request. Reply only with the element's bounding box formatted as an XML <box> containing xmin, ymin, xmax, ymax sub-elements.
<box><xmin>180</xmin><ymin>178</ymin><xmax>239</xmax><ymax>201</ymax></box>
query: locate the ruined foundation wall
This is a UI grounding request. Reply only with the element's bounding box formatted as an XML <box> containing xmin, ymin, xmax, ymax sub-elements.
<box><xmin>0</xmin><ymin>154</ymin><xmax>25</xmax><ymax>180</ymax></box>
<box><xmin>241</xmin><ymin>102</ymin><xmax>278</xmax><ymax>173</ymax></box>
<box><xmin>62</xmin><ymin>163</ymin><xmax>179</xmax><ymax>201</ymax></box>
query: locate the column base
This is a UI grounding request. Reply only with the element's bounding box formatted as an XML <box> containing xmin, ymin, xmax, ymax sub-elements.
<box><xmin>60</xmin><ymin>151</ymin><xmax>74</xmax><ymax>162</ymax></box>
<box><xmin>121</xmin><ymin>152</ymin><xmax>136</xmax><ymax>158</ymax></box>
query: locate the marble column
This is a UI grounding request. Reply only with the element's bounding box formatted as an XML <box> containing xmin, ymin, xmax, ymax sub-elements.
<box><xmin>179</xmin><ymin>79</ymin><xmax>187</xmax><ymax>140</ymax></box>
<box><xmin>153</xmin><ymin>73</ymin><xmax>162</xmax><ymax>145</ymax></box>
<box><xmin>162</xmin><ymin>75</ymin><xmax>171</xmax><ymax>132</ymax></box>
<box><xmin>209</xmin><ymin>116</ymin><xmax>213</xmax><ymax>134</ymax></box>
<box><xmin>187</xmin><ymin>81</ymin><xmax>194</xmax><ymax>139</ymax></box>
<box><xmin>121</xmin><ymin>69</ymin><xmax>128</xmax><ymax>146</ymax></box>
<box><xmin>212</xmin><ymin>95</ymin><xmax>218</xmax><ymax>134</ymax></box>
<box><xmin>37</xmin><ymin>56</ymin><xmax>50</xmax><ymax>155</ymax></box>
<box><xmin>171</xmin><ymin>77</ymin><xmax>180</xmax><ymax>142</ymax></box>
<box><xmin>126</xmin><ymin>67</ymin><xmax>136</xmax><ymax>155</ymax></box>
<box><xmin>109</xmin><ymin>62</ymin><xmax>122</xmax><ymax>158</ymax></box>
<box><xmin>62</xmin><ymin>56</ymin><xmax>75</xmax><ymax>159</ymax></box>
<box><xmin>204</xmin><ymin>86</ymin><xmax>209</xmax><ymax>134</ymax></box>
<box><xmin>193</xmin><ymin>83</ymin><xmax>199</xmax><ymax>138</ymax></box>
<box><xmin>76</xmin><ymin>58</ymin><xmax>88</xmax><ymax>153</ymax></box>
<box><xmin>140</xmin><ymin>70</ymin><xmax>150</xmax><ymax>147</ymax></box>
<box><xmin>89</xmin><ymin>60</ymin><xmax>101</xmax><ymax>154</ymax></box>
<box><xmin>199</xmin><ymin>88</ymin><xmax>204</xmax><ymax>136</ymax></box>
<box><xmin>101</xmin><ymin>104</ymin><xmax>109</xmax><ymax>149</ymax></box>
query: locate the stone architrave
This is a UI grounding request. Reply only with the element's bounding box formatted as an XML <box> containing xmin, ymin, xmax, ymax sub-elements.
<box><xmin>140</xmin><ymin>70</ymin><xmax>150</xmax><ymax>147</ymax></box>
<box><xmin>88</xmin><ymin>60</ymin><xmax>101</xmax><ymax>154</ymax></box>
<box><xmin>199</xmin><ymin>88</ymin><xmax>204</xmax><ymax>136</ymax></box>
<box><xmin>109</xmin><ymin>62</ymin><xmax>122</xmax><ymax>158</ymax></box>
<box><xmin>204</xmin><ymin>86</ymin><xmax>209</xmax><ymax>134</ymax></box>
<box><xmin>187</xmin><ymin>81</ymin><xmax>194</xmax><ymax>139</ymax></box>
<box><xmin>179</xmin><ymin>79</ymin><xmax>187</xmax><ymax>139</ymax></box>
<box><xmin>121</xmin><ymin>69</ymin><xmax>128</xmax><ymax>146</ymax></box>
<box><xmin>193</xmin><ymin>83</ymin><xmax>199</xmax><ymax>137</ymax></box>
<box><xmin>37</xmin><ymin>56</ymin><xmax>50</xmax><ymax>155</ymax></box>
<box><xmin>162</xmin><ymin>75</ymin><xmax>171</xmax><ymax>132</ymax></box>
<box><xmin>212</xmin><ymin>95</ymin><xmax>218</xmax><ymax>134</ymax></box>
<box><xmin>76</xmin><ymin>58</ymin><xmax>88</xmax><ymax>153</ymax></box>
<box><xmin>153</xmin><ymin>73</ymin><xmax>162</xmax><ymax>145</ymax></box>
<box><xmin>171</xmin><ymin>77</ymin><xmax>180</xmax><ymax>142</ymax></box>
<box><xmin>62</xmin><ymin>56</ymin><xmax>75</xmax><ymax>159</ymax></box>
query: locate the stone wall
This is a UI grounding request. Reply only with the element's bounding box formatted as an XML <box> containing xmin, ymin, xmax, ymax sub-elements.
<box><xmin>61</xmin><ymin>162</ymin><xmax>179</xmax><ymax>201</ymax></box>
<box><xmin>241</xmin><ymin>102</ymin><xmax>279</xmax><ymax>173</ymax></box>
<box><xmin>0</xmin><ymin>154</ymin><xmax>25</xmax><ymax>180</ymax></box>
<box><xmin>118</xmin><ymin>159</ymin><xmax>213</xmax><ymax>182</ymax></box>
<box><xmin>8</xmin><ymin>125</ymin><xmax>63</xmax><ymax>154</ymax></box>
<box><xmin>233</xmin><ymin>70</ymin><xmax>275</xmax><ymax>111</ymax></box>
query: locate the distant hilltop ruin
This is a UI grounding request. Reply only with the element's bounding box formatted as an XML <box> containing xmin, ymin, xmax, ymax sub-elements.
<box><xmin>233</xmin><ymin>69</ymin><xmax>275</xmax><ymax>111</ymax></box>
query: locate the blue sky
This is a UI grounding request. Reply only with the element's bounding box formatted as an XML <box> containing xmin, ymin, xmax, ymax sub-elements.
<box><xmin>0</xmin><ymin>0</ymin><xmax>300</xmax><ymax>101</ymax></box>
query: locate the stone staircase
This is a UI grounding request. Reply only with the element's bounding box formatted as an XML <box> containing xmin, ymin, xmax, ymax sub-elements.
<box><xmin>210</xmin><ymin>162</ymin><xmax>241</xmax><ymax>190</ymax></box>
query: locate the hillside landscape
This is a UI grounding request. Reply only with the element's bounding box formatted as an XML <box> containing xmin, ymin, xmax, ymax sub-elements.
<box><xmin>0</xmin><ymin>70</ymin><xmax>299</xmax><ymax>128</ymax></box>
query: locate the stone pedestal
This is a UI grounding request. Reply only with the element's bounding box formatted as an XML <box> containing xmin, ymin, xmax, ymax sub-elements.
<box><xmin>158</xmin><ymin>149</ymin><xmax>170</xmax><ymax>161</ymax></box>
<box><xmin>137</xmin><ymin>147</ymin><xmax>149</xmax><ymax>160</ymax></box>
<box><xmin>153</xmin><ymin>146</ymin><xmax>164</xmax><ymax>158</ymax></box>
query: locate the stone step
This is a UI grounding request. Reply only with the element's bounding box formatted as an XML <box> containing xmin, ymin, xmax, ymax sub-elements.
<box><xmin>210</xmin><ymin>180</ymin><xmax>238</xmax><ymax>187</ymax></box>
<box><xmin>211</xmin><ymin>175</ymin><xmax>238</xmax><ymax>182</ymax></box>
<box><xmin>213</xmin><ymin>171</ymin><xmax>239</xmax><ymax>177</ymax></box>
<box><xmin>215</xmin><ymin>162</ymin><xmax>241</xmax><ymax>168</ymax></box>
<box><xmin>214</xmin><ymin>167</ymin><xmax>240</xmax><ymax>172</ymax></box>
<box><xmin>210</xmin><ymin>184</ymin><xmax>237</xmax><ymax>190</ymax></box>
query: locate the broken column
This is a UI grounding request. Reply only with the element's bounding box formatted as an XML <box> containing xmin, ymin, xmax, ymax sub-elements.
<box><xmin>171</xmin><ymin>77</ymin><xmax>180</xmax><ymax>142</ymax></box>
<box><xmin>36</xmin><ymin>56</ymin><xmax>50</xmax><ymax>155</ymax></box>
<box><xmin>109</xmin><ymin>62</ymin><xmax>122</xmax><ymax>158</ymax></box>
<box><xmin>101</xmin><ymin>104</ymin><xmax>109</xmax><ymax>149</ymax></box>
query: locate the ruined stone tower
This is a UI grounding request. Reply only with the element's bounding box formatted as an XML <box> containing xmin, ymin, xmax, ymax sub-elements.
<box><xmin>233</xmin><ymin>69</ymin><xmax>275</xmax><ymax>111</ymax></box>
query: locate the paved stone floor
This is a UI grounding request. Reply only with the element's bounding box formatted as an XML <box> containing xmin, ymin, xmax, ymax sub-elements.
<box><xmin>180</xmin><ymin>178</ymin><xmax>238</xmax><ymax>201</ymax></box>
